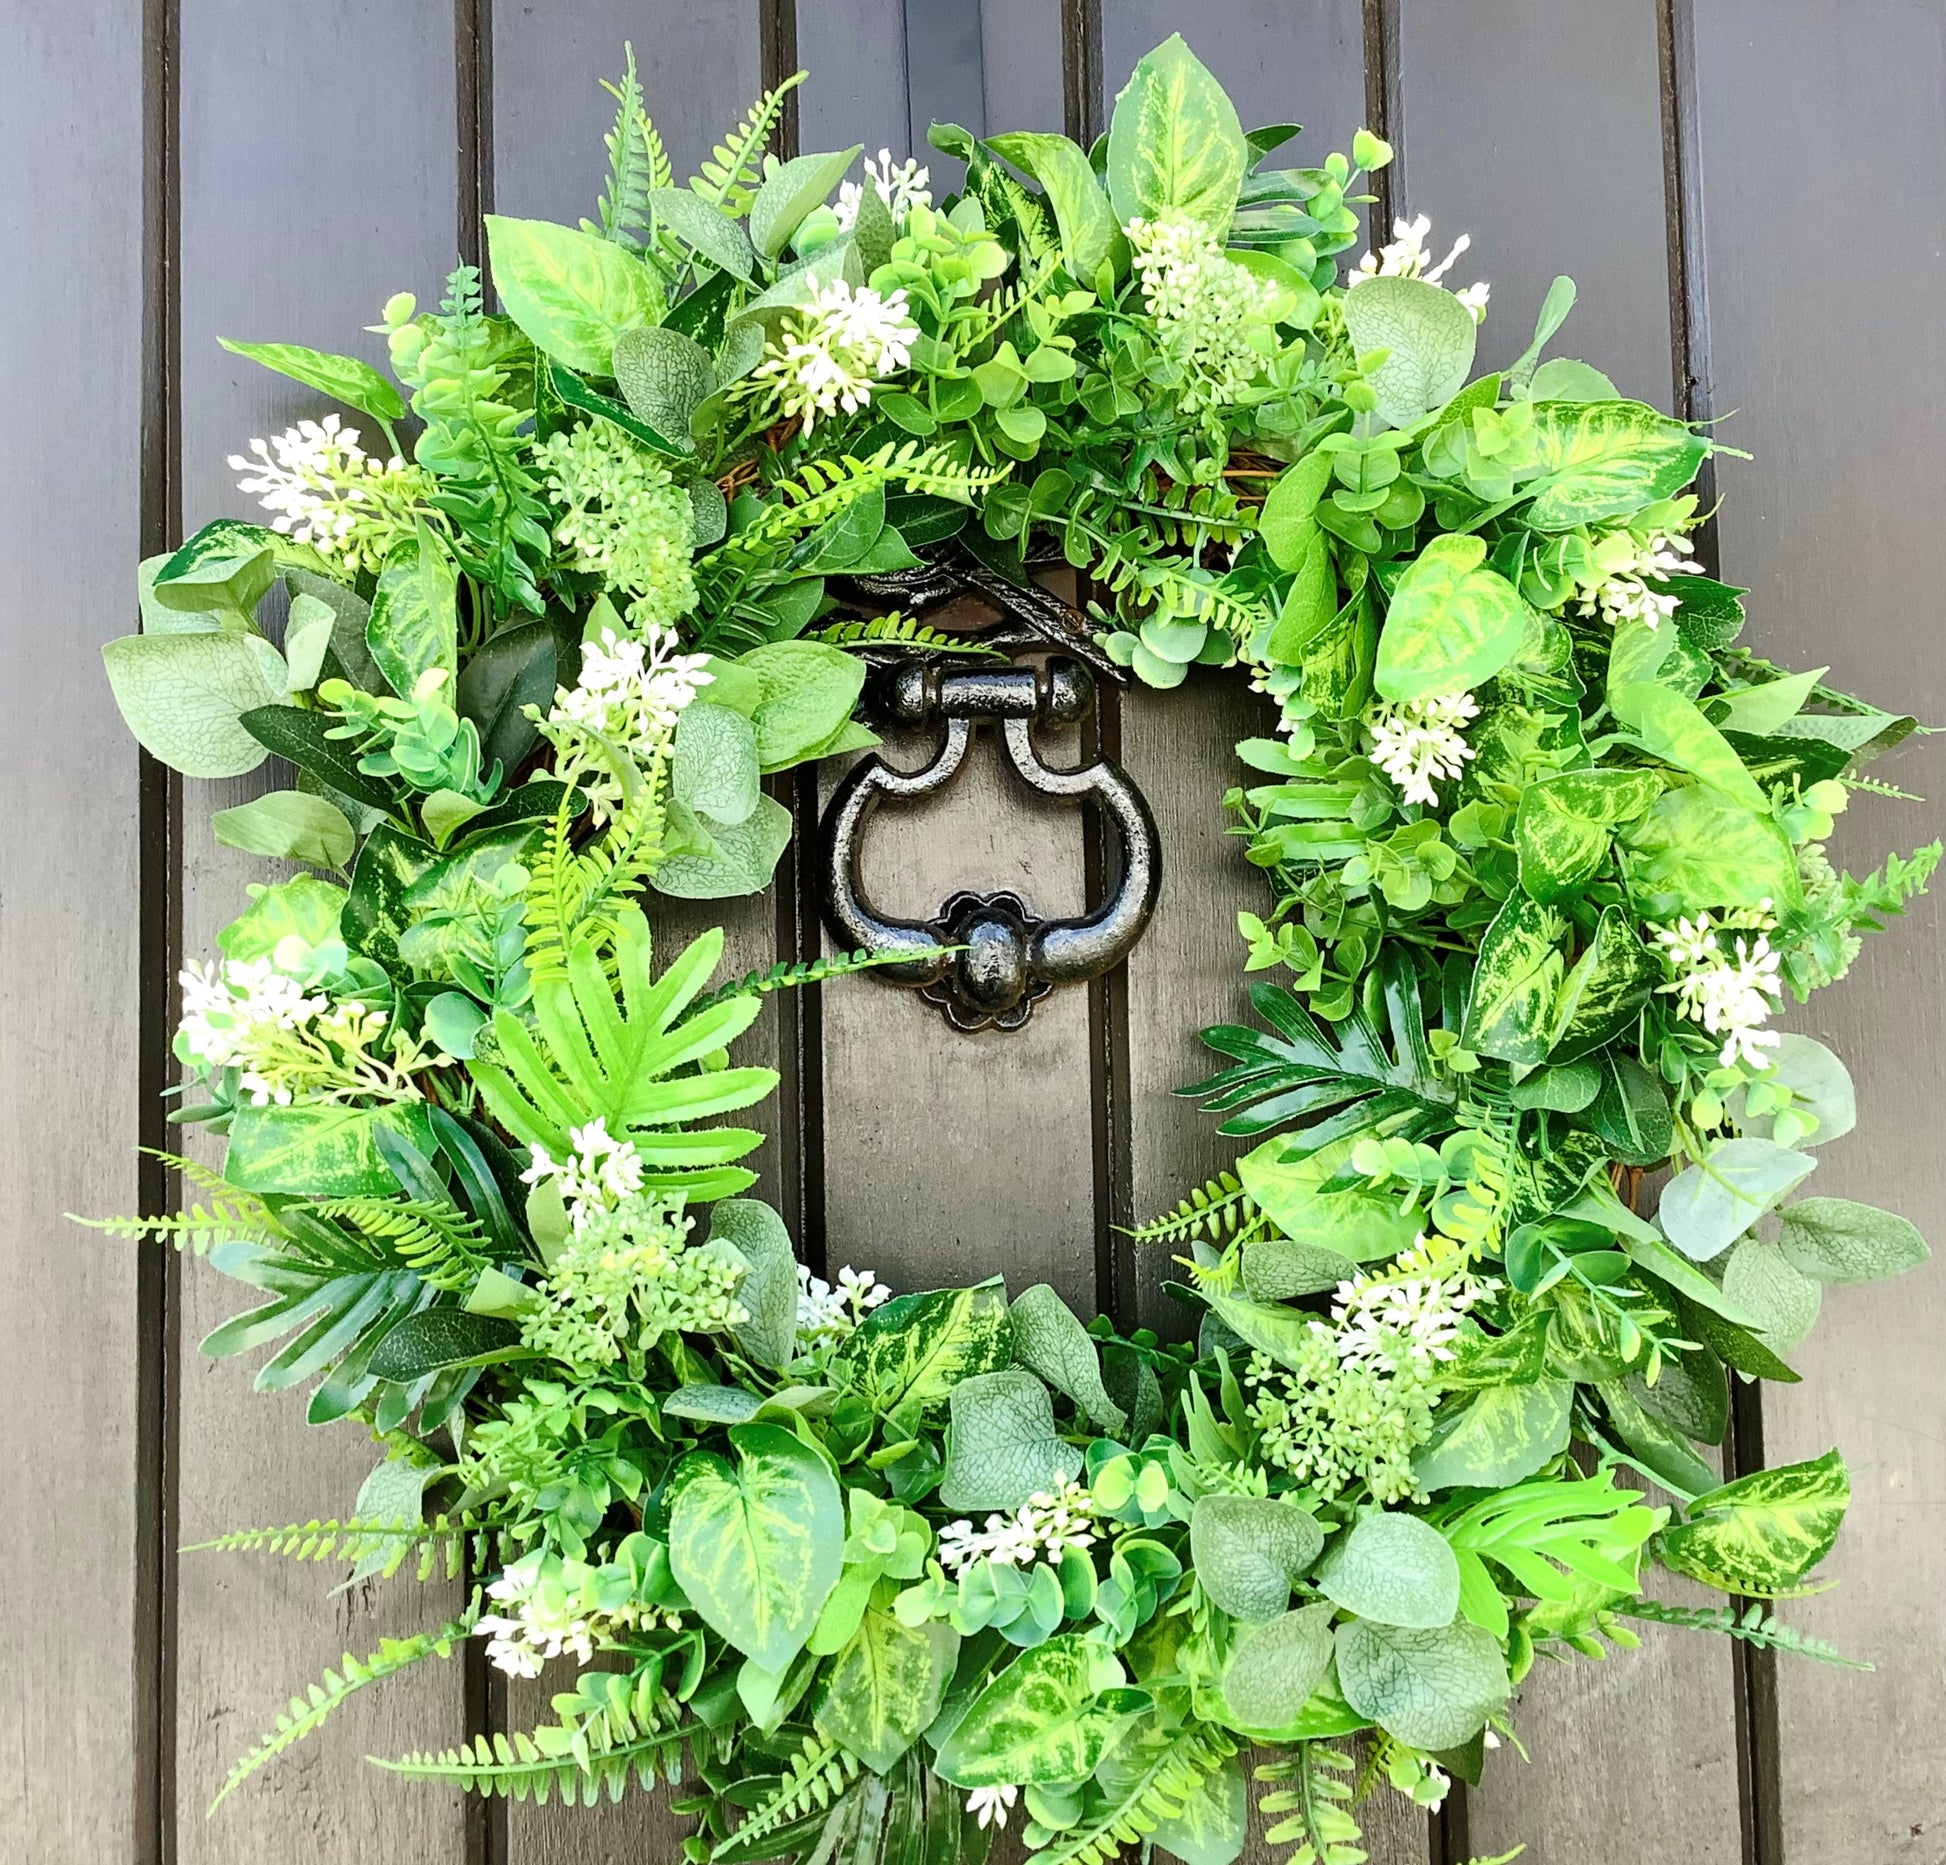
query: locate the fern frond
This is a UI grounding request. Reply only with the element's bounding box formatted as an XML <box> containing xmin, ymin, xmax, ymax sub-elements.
<box><xmin>712</xmin><ymin>1735</ymin><xmax>860</xmax><ymax>1857</ymax></box>
<box><xmin>590</xmin><ymin>46</ymin><xmax>671</xmax><ymax>248</ymax></box>
<box><xmin>313</xmin><ymin>1195</ymin><xmax>493</xmax><ymax>1292</ymax></box>
<box><xmin>692</xmin><ymin>73</ymin><xmax>807</xmax><ymax>213</ymax></box>
<box><xmin>809</xmin><ymin>612</ymin><xmax>1004</xmax><ymax>656</ymax></box>
<box><xmin>1129</xmin><ymin>1172</ymin><xmax>1259</xmax><ymax>1248</ymax></box>
<box><xmin>211</xmin><ymin>1618</ymin><xmax>470</xmax><ymax>1812</ymax></box>
<box><xmin>74</xmin><ymin>1202</ymin><xmax>280</xmax><ymax>1256</ymax></box>
<box><xmin>688</xmin><ymin>944</ymin><xmax>952</xmax><ymax>1015</ymax></box>
<box><xmin>375</xmin><ymin>1725</ymin><xmax>671</xmax><ymax>1805</ymax></box>
<box><xmin>1621</xmin><ymin>1598</ymin><xmax>1872</xmax><ymax>1669</ymax></box>
<box><xmin>185</xmin><ymin>1513</ymin><xmax>474</xmax><ymax>1581</ymax></box>
<box><xmin>1257</xmin><ymin>1742</ymin><xmax>1365</xmax><ymax>1865</ymax></box>
<box><xmin>707</xmin><ymin>445</ymin><xmax>1010</xmax><ymax>568</ymax></box>
<box><xmin>521</xmin><ymin>758</ymin><xmax>669</xmax><ymax>982</ymax></box>
<box><xmin>1039</xmin><ymin>1727</ymin><xmax>1238</xmax><ymax>1865</ymax></box>
<box><xmin>1090</xmin><ymin>537</ymin><xmax>1270</xmax><ymax>644</ymax></box>
<box><xmin>73</xmin><ymin>1150</ymin><xmax>280</xmax><ymax>1255</ymax></box>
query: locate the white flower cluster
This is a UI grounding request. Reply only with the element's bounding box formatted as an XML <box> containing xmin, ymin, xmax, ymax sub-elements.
<box><xmin>177</xmin><ymin>957</ymin><xmax>327</xmax><ymax>1073</ymax></box>
<box><xmin>177</xmin><ymin>956</ymin><xmax>424</xmax><ymax>1106</ymax></box>
<box><xmin>754</xmin><ymin>280</ymin><xmax>918</xmax><ymax>433</ymax></box>
<box><xmin>537</xmin><ymin>623</ymin><xmax>714</xmax><ymax>820</ymax></box>
<box><xmin>1366</xmin><ymin>690</ymin><xmax>1480</xmax><ymax>807</ymax></box>
<box><xmin>1127</xmin><ymin>215</ymin><xmax>1286</xmax><ymax>413</ymax></box>
<box><xmin>476</xmin><ymin>1556</ymin><xmax>598</xmax><ymax>1679</ymax></box>
<box><xmin>1329</xmin><ymin>1267</ymin><xmax>1480</xmax><ymax>1373</ymax></box>
<box><xmin>836</xmin><ymin>148</ymin><xmax>932</xmax><ymax>230</ymax></box>
<box><xmin>1654</xmin><ymin>905</ymin><xmax>1785</xmax><ymax>1068</ymax></box>
<box><xmin>1350</xmin><ymin>214</ymin><xmax>1491</xmax><ymax>320</ymax></box>
<box><xmin>964</xmin><ymin>1784</ymin><xmax>1019</xmax><ymax>1831</ymax></box>
<box><xmin>795</xmin><ymin>1261</ymin><xmax>893</xmax><ymax>1341</ymax></box>
<box><xmin>935</xmin><ymin>1476</ymin><xmax>1101</xmax><ymax>1577</ymax></box>
<box><xmin>1576</xmin><ymin>530</ymin><xmax>1705</xmax><ymax>630</ymax></box>
<box><xmin>229</xmin><ymin>414</ymin><xmax>423</xmax><ymax>565</ymax></box>
<box><xmin>521</xmin><ymin>1117</ymin><xmax>647</xmax><ymax>1232</ymax></box>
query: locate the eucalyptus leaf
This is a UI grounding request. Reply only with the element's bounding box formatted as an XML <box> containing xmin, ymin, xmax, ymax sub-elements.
<box><xmin>1008</xmin><ymin>1284</ymin><xmax>1127</xmax><ymax>1434</ymax></box>
<box><xmin>1335</xmin><ymin>1619</ymin><xmax>1510</xmax><ymax>1750</ymax></box>
<box><xmin>211</xmin><ymin>790</ymin><xmax>356</xmax><ymax>868</ymax></box>
<box><xmin>1191</xmin><ymin>1495</ymin><xmax>1324</xmax><ymax>1623</ymax></box>
<box><xmin>1658</xmin><ymin>1139</ymin><xmax>1817</xmax><ymax>1262</ymax></box>
<box><xmin>1317</xmin><ymin>1512</ymin><xmax>1460</xmax><ymax>1629</ymax></box>
<box><xmin>1342</xmin><ymin>276</ymin><xmax>1479</xmax><ymax>428</ymax></box>
<box><xmin>102</xmin><ymin>630</ymin><xmax>285</xmax><ymax>778</ymax></box>
<box><xmin>939</xmin><ymin>1370</ymin><xmax>1083</xmax><ymax>1512</ymax></box>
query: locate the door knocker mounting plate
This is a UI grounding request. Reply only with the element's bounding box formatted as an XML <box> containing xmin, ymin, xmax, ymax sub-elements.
<box><xmin>817</xmin><ymin>654</ymin><xmax>1160</xmax><ymax>1032</ymax></box>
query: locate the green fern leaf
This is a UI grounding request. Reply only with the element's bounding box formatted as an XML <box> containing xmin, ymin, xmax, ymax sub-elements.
<box><xmin>691</xmin><ymin>74</ymin><xmax>807</xmax><ymax>213</ymax></box>
<box><xmin>211</xmin><ymin>1618</ymin><xmax>469</xmax><ymax>1812</ymax></box>
<box><xmin>1129</xmin><ymin>1171</ymin><xmax>1258</xmax><ymax>1248</ymax></box>
<box><xmin>469</xmin><ymin>905</ymin><xmax>775</xmax><ymax>1199</ymax></box>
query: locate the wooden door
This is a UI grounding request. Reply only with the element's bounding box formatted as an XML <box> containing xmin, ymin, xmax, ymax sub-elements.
<box><xmin>3</xmin><ymin>3</ymin><xmax>1941</xmax><ymax>1862</ymax></box>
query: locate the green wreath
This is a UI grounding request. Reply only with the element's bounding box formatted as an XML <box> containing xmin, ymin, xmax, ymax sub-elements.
<box><xmin>89</xmin><ymin>36</ymin><xmax>1938</xmax><ymax>1863</ymax></box>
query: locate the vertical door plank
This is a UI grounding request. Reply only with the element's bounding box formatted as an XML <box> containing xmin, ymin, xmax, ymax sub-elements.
<box><xmin>1102</xmin><ymin>12</ymin><xmax>1428</xmax><ymax>1865</ymax></box>
<box><xmin>487</xmin><ymin>11</ymin><xmax>777</xmax><ymax>1862</ymax></box>
<box><xmin>1690</xmin><ymin>3</ymin><xmax>1946</xmax><ymax>1856</ymax></box>
<box><xmin>1101</xmin><ymin>2</ymin><xmax>1369</xmax><ymax>162</ymax></box>
<box><xmin>813</xmin><ymin>35</ymin><xmax>1100</xmax><ymax>1313</ymax></box>
<box><xmin>1389</xmin><ymin>6</ymin><xmax>1746</xmax><ymax>1860</ymax></box>
<box><xmin>489</xmin><ymin>1</ymin><xmax>786</xmax><ymax>1216</ymax></box>
<box><xmin>798</xmin><ymin>0</ymin><xmax>912</xmax><ymax>159</ymax></box>
<box><xmin>1393</xmin><ymin>0</ymin><xmax>1676</xmax><ymax>405</ymax></box>
<box><xmin>172</xmin><ymin>5</ymin><xmax>470</xmax><ymax>1857</ymax></box>
<box><xmin>0</xmin><ymin>8</ymin><xmax>146</xmax><ymax>1862</ymax></box>
<box><xmin>979</xmin><ymin>0</ymin><xmax>1068</xmax><ymax>148</ymax></box>
<box><xmin>491</xmin><ymin>0</ymin><xmax>761</xmax><ymax>226</ymax></box>
<box><xmin>817</xmin><ymin>713</ymin><xmax>1100</xmax><ymax>1309</ymax></box>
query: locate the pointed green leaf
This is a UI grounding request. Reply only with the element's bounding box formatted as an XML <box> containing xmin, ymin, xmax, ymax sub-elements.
<box><xmin>1654</xmin><ymin>1450</ymin><xmax>1849</xmax><ymax>1595</ymax></box>
<box><xmin>1521</xmin><ymin>400</ymin><xmax>1708</xmax><ymax>529</ymax></box>
<box><xmin>667</xmin><ymin>1424</ymin><xmax>843</xmax><ymax>1673</ymax></box>
<box><xmin>1375</xmin><ymin>534</ymin><xmax>1533</xmax><ymax>703</ymax></box>
<box><xmin>1412</xmin><ymin>1380</ymin><xmax>1572</xmax><ymax>1492</ymax></box>
<box><xmin>1106</xmin><ymin>34</ymin><xmax>1248</xmax><ymax>232</ymax></box>
<box><xmin>483</xmin><ymin>214</ymin><xmax>658</xmax><ymax>375</ymax></box>
<box><xmin>813</xmin><ymin>1609</ymin><xmax>957</xmax><ymax>1773</ymax></box>
<box><xmin>932</xmin><ymin>1633</ymin><xmax>1128</xmax><ymax>1787</ymax></box>
<box><xmin>1460</xmin><ymin>894</ymin><xmax>1567</xmax><ymax>1065</ymax></box>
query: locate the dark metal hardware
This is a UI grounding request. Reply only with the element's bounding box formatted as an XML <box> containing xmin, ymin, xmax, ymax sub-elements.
<box><xmin>818</xmin><ymin>655</ymin><xmax>1160</xmax><ymax>1033</ymax></box>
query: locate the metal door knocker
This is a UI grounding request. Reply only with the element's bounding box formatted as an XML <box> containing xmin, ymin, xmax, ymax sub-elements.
<box><xmin>818</xmin><ymin>654</ymin><xmax>1160</xmax><ymax>1032</ymax></box>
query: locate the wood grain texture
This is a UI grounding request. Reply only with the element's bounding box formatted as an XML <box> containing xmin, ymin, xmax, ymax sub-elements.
<box><xmin>1393</xmin><ymin>0</ymin><xmax>1677</xmax><ymax>406</ymax></box>
<box><xmin>0</xmin><ymin>7</ymin><xmax>147</xmax><ymax>1862</ymax></box>
<box><xmin>171</xmin><ymin>4</ymin><xmax>470</xmax><ymax>1855</ymax></box>
<box><xmin>817</xmin><ymin>712</ymin><xmax>1099</xmax><ymax>1309</ymax></box>
<box><xmin>1389</xmin><ymin>7</ymin><xmax>1746</xmax><ymax>1859</ymax></box>
<box><xmin>1689</xmin><ymin>3</ymin><xmax>1946</xmax><ymax>1858</ymax></box>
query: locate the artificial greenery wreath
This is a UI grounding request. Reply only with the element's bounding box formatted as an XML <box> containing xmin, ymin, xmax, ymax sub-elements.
<box><xmin>91</xmin><ymin>36</ymin><xmax>1938</xmax><ymax>1864</ymax></box>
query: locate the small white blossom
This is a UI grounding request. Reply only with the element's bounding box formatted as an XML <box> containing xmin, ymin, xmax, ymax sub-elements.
<box><xmin>1654</xmin><ymin>907</ymin><xmax>1785</xmax><ymax>1069</ymax></box>
<box><xmin>177</xmin><ymin>957</ymin><xmax>328</xmax><ymax>1075</ymax></box>
<box><xmin>1366</xmin><ymin>690</ymin><xmax>1480</xmax><ymax>807</ymax></box>
<box><xmin>835</xmin><ymin>148</ymin><xmax>932</xmax><ymax>230</ymax></box>
<box><xmin>965</xmin><ymin>1784</ymin><xmax>1019</xmax><ymax>1830</ymax></box>
<box><xmin>754</xmin><ymin>281</ymin><xmax>917</xmax><ymax>432</ymax></box>
<box><xmin>537</xmin><ymin>623</ymin><xmax>714</xmax><ymax>821</ymax></box>
<box><xmin>1350</xmin><ymin>214</ymin><xmax>1490</xmax><ymax>321</ymax></box>
<box><xmin>229</xmin><ymin>413</ymin><xmax>420</xmax><ymax>559</ymax></box>
<box><xmin>1576</xmin><ymin>530</ymin><xmax>1705</xmax><ymax>630</ymax></box>
<box><xmin>475</xmin><ymin>1555</ymin><xmax>597</xmax><ymax>1679</ymax></box>
<box><xmin>1331</xmin><ymin>1270</ymin><xmax>1479</xmax><ymax>1373</ymax></box>
<box><xmin>522</xmin><ymin>1118</ymin><xmax>647</xmax><ymax>1232</ymax></box>
<box><xmin>936</xmin><ymin>1477</ymin><xmax>1100</xmax><ymax>1577</ymax></box>
<box><xmin>795</xmin><ymin>1261</ymin><xmax>893</xmax><ymax>1342</ymax></box>
<box><xmin>1127</xmin><ymin>215</ymin><xmax>1287</xmax><ymax>412</ymax></box>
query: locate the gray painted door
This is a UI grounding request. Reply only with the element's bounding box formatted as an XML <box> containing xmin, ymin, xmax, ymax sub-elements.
<box><xmin>3</xmin><ymin>3</ymin><xmax>1940</xmax><ymax>1862</ymax></box>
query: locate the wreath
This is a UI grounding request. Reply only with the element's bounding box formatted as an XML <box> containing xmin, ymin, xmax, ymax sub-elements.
<box><xmin>89</xmin><ymin>36</ymin><xmax>1939</xmax><ymax>1864</ymax></box>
